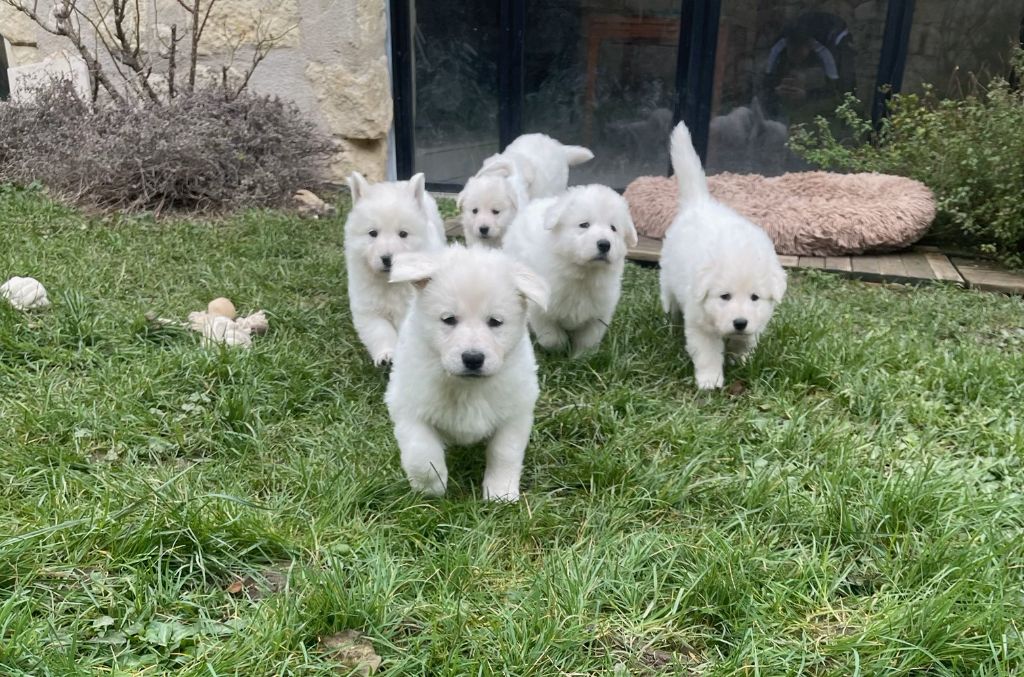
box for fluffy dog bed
[624,172,936,256]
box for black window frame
[389,0,916,190]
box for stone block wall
[1,0,392,181]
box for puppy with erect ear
[659,121,787,389]
[344,172,447,366]
[384,244,549,501]
[503,184,637,357]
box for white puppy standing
[385,245,549,501]
[659,122,787,389]
[344,172,446,366]
[458,133,594,248]
[504,184,637,357]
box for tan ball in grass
[207,297,236,319]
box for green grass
[1,183,1023,675]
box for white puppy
[457,133,594,247]
[344,172,446,366]
[659,121,787,389]
[385,244,549,502]
[504,184,637,357]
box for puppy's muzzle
[478,226,491,238]
[732,318,748,332]
[380,254,392,271]
[460,350,486,375]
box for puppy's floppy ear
[693,263,716,301]
[456,183,468,211]
[542,197,564,231]
[512,263,549,311]
[347,172,370,204]
[622,212,639,247]
[478,157,515,179]
[389,251,438,290]
[407,173,428,209]
[768,265,788,301]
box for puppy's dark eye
[471,208,478,215]
[487,317,503,328]
[399,231,408,239]
[442,315,458,326]
[751,294,759,301]
[492,209,500,215]
[720,293,732,301]
[369,230,378,238]
[579,222,590,229]
[610,225,617,233]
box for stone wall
[1,0,392,181]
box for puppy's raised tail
[670,121,709,209]
[562,144,594,166]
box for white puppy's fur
[659,122,787,389]
[458,133,593,248]
[344,172,446,366]
[385,245,549,501]
[504,184,637,356]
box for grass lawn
[2,184,1023,675]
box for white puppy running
[344,172,446,366]
[504,184,637,357]
[385,244,549,501]
[457,133,594,247]
[659,121,787,389]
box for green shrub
[789,49,1024,267]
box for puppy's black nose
[380,255,392,269]
[733,318,748,331]
[461,350,485,371]
[479,226,490,236]
[597,239,611,254]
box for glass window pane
[902,2,1023,96]
[411,2,500,184]
[707,1,888,176]
[523,0,682,190]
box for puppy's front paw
[482,482,520,503]
[372,349,394,367]
[695,370,725,390]
[408,473,446,497]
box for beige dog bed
[624,172,936,256]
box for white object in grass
[1,276,51,310]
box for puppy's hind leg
[569,318,609,357]
[660,277,682,322]
[353,311,399,366]
[395,419,448,496]
[482,414,532,502]
[685,324,726,390]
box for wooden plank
[800,256,826,269]
[627,235,662,263]
[924,252,965,284]
[850,256,883,277]
[899,252,938,281]
[876,254,909,279]
[444,219,461,238]
[777,255,799,268]
[824,257,852,273]
[951,257,1024,295]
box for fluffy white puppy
[344,172,446,366]
[457,133,594,247]
[456,169,528,248]
[659,121,787,389]
[504,184,637,357]
[385,245,549,501]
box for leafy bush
[0,81,332,213]
[789,49,1024,266]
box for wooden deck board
[799,256,826,269]
[951,258,1024,295]
[850,256,883,277]
[876,254,909,279]
[824,257,852,272]
[923,252,965,284]
[778,255,799,268]
[900,253,938,281]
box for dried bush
[0,81,332,213]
